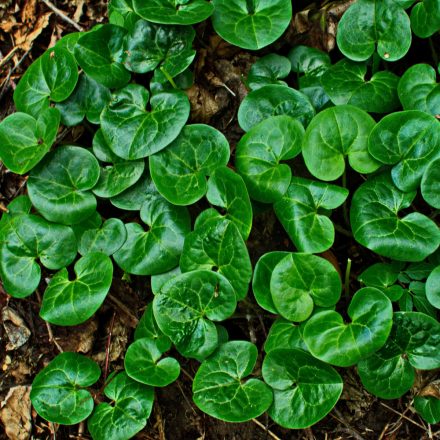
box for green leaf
[262,348,343,429]
[235,115,304,203]
[204,166,252,240]
[92,129,122,163]
[246,54,290,90]
[125,338,180,387]
[114,196,190,275]
[0,196,32,244]
[274,177,348,253]
[193,341,273,421]
[288,45,331,74]
[298,71,331,112]
[264,318,307,353]
[0,214,77,298]
[303,287,393,367]
[238,85,315,132]
[133,0,213,24]
[270,253,342,322]
[414,396,440,424]
[78,218,127,256]
[40,253,113,326]
[180,217,252,300]
[149,124,230,205]
[14,46,78,118]
[27,146,100,225]
[70,211,102,242]
[55,32,82,55]
[405,262,435,280]
[398,64,440,116]
[0,108,60,174]
[421,157,440,209]
[151,266,182,295]
[92,160,145,198]
[302,105,378,181]
[426,266,440,309]
[321,59,400,113]
[56,73,111,126]
[211,0,292,50]
[253,252,289,313]
[336,0,411,62]
[350,173,440,262]
[30,352,100,425]
[74,24,130,88]
[153,270,237,359]
[123,19,195,76]
[358,263,404,301]
[101,84,190,160]
[368,111,440,192]
[411,0,440,38]
[88,372,154,440]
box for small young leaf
[193,341,273,421]
[358,263,403,301]
[264,318,307,353]
[414,396,440,424]
[411,0,440,38]
[421,158,440,209]
[426,266,440,309]
[31,352,100,425]
[262,348,343,429]
[247,54,291,90]
[288,45,331,74]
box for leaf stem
[344,258,352,299]
[160,67,178,89]
[429,37,439,66]
[342,168,350,226]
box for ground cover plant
[0,0,439,438]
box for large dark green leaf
[264,318,307,353]
[350,173,440,262]
[421,158,440,209]
[193,341,273,421]
[289,45,331,74]
[414,396,440,424]
[27,146,100,225]
[246,54,290,90]
[426,266,440,309]
[101,84,190,160]
[411,0,440,38]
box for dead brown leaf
[419,380,440,399]
[2,306,31,351]
[186,84,221,123]
[14,11,52,51]
[57,319,98,353]
[0,386,32,440]
[21,0,37,23]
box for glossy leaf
[411,0,440,38]
[212,0,292,50]
[414,396,440,424]
[27,146,100,225]
[180,217,252,300]
[0,108,60,174]
[262,348,343,429]
[150,124,230,205]
[303,288,393,367]
[153,270,237,359]
[270,253,342,322]
[289,45,331,74]
[298,71,331,112]
[30,352,100,425]
[238,85,315,131]
[421,158,440,209]
[426,266,440,309]
[247,54,290,90]
[264,318,307,353]
[193,341,273,421]
[101,84,190,160]
[70,211,102,242]
[274,177,348,253]
[150,266,182,295]
[350,173,440,262]
[235,116,304,203]
[321,59,400,113]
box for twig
[331,408,365,440]
[379,402,427,431]
[176,380,197,415]
[251,418,282,440]
[334,223,353,238]
[154,402,166,440]
[107,293,139,326]
[0,47,19,70]
[103,311,116,381]
[40,0,84,31]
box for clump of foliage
[0,0,439,438]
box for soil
[0,1,439,439]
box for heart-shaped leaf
[238,85,315,131]
[357,311,440,398]
[303,287,393,367]
[30,352,100,425]
[368,111,440,192]
[421,158,440,209]
[321,60,400,113]
[298,71,331,112]
[125,338,180,387]
[123,19,195,76]
[153,270,237,359]
[133,0,214,25]
[56,73,111,126]
[264,318,307,353]
[40,253,113,326]
[78,218,127,256]
[274,177,348,253]
[74,24,131,89]
[426,266,440,309]
[149,124,230,205]
[398,64,440,116]
[108,0,136,24]
[88,372,154,440]
[70,211,102,242]
[246,54,290,90]
[212,0,292,50]
[350,173,440,262]
[193,341,273,421]
[411,0,440,38]
[302,105,379,181]
[0,196,32,243]
[180,217,252,300]
[0,108,60,174]
[414,396,440,424]
[235,115,304,203]
[14,46,78,118]
[0,214,77,298]
[101,84,190,160]
[27,146,100,225]
[262,348,343,429]
[114,196,190,275]
[270,253,342,322]
[289,45,331,74]
[336,0,411,62]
